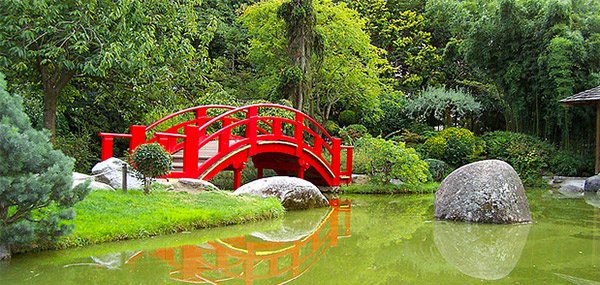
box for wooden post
[129,125,146,154]
[596,102,600,174]
[100,136,114,160]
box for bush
[338,110,358,126]
[131,143,173,194]
[353,137,430,185]
[0,73,89,257]
[54,132,96,173]
[482,131,554,184]
[339,124,368,145]
[424,159,450,181]
[550,150,594,177]
[422,128,485,166]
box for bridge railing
[99,104,352,183]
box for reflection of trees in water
[434,222,531,280]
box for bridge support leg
[297,159,310,180]
[232,162,246,190]
[257,168,264,179]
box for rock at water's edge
[175,178,219,193]
[435,159,531,224]
[233,176,329,210]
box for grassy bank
[341,182,439,194]
[46,190,284,250]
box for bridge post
[246,106,258,155]
[233,161,246,190]
[257,168,264,179]
[294,113,304,156]
[183,125,200,177]
[129,125,147,154]
[332,138,341,184]
[219,119,231,152]
[100,136,114,160]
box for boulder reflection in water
[434,221,531,280]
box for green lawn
[53,190,284,250]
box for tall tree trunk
[38,64,73,142]
[43,88,59,142]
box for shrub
[339,124,368,145]
[406,86,481,127]
[54,131,96,173]
[482,131,554,184]
[550,150,594,177]
[131,143,173,194]
[338,110,358,126]
[424,159,450,181]
[0,73,89,258]
[422,127,485,166]
[353,137,430,185]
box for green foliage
[55,190,284,250]
[54,132,96,173]
[338,110,358,126]
[482,131,555,185]
[422,127,485,166]
[131,143,173,194]
[0,73,89,249]
[406,86,481,128]
[550,150,594,177]
[424,158,450,182]
[353,137,429,185]
[241,0,387,124]
[339,124,368,145]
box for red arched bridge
[99,104,353,189]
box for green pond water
[1,189,600,284]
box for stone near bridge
[584,174,600,192]
[72,172,114,191]
[91,158,144,190]
[435,160,532,224]
[233,176,329,210]
[175,178,219,193]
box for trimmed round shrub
[339,124,368,145]
[338,110,358,126]
[353,137,430,185]
[131,143,172,194]
[482,131,554,185]
[422,128,485,166]
[424,158,450,181]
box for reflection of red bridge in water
[131,200,351,284]
[99,104,353,189]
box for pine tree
[0,73,89,260]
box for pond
[1,189,599,284]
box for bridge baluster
[294,113,304,155]
[331,138,341,183]
[183,126,200,177]
[100,136,114,160]
[246,106,258,155]
[129,125,147,154]
[272,118,282,136]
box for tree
[240,0,387,125]
[0,73,89,260]
[0,0,206,141]
[277,0,323,111]
[406,86,481,129]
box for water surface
[1,190,599,284]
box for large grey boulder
[434,221,531,280]
[435,160,532,224]
[557,179,585,198]
[584,175,600,192]
[232,176,329,210]
[91,158,144,190]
